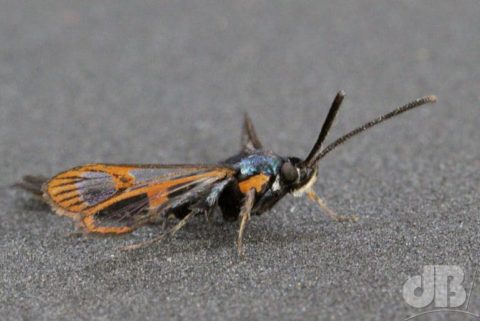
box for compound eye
[280,162,298,182]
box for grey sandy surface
[1,1,479,320]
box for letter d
[403,265,435,308]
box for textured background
[1,1,479,320]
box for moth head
[279,157,317,196]
[286,91,436,196]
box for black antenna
[303,91,345,167]
[310,95,437,165]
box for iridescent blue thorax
[223,151,284,180]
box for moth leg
[122,179,231,251]
[160,212,177,230]
[241,113,263,151]
[306,190,358,222]
[121,211,196,251]
[203,209,213,226]
[237,188,256,257]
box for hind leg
[121,210,197,251]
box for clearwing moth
[16,92,437,256]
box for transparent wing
[43,164,235,234]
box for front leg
[237,188,256,257]
[306,190,358,222]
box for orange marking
[83,169,233,214]
[239,174,270,194]
[146,171,225,207]
[115,174,134,190]
[82,216,133,234]
[46,177,87,212]
[43,164,235,229]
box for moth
[17,91,436,256]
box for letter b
[434,265,466,308]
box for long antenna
[303,91,345,167]
[310,95,437,164]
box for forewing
[43,164,235,234]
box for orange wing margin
[43,164,235,234]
